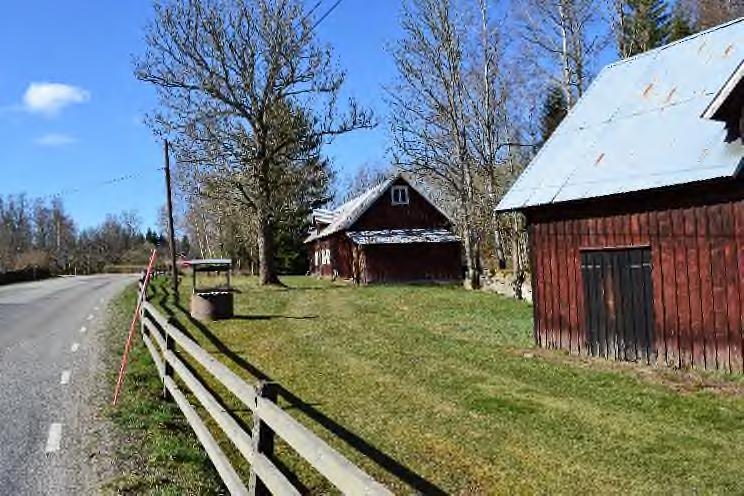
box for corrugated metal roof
[305,173,454,243]
[346,228,460,245]
[310,208,335,224]
[305,177,396,243]
[497,18,744,211]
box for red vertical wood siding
[528,187,744,372]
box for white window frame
[391,185,409,206]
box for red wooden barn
[497,20,744,372]
[305,174,462,283]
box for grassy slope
[149,275,744,495]
[101,285,223,495]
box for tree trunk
[463,224,481,290]
[511,213,525,299]
[257,212,281,286]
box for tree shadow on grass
[167,299,447,495]
[231,314,319,321]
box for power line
[30,166,165,201]
[311,0,344,30]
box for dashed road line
[79,326,87,333]
[70,343,79,353]
[60,370,71,385]
[45,423,62,454]
[94,306,99,311]
[86,314,94,321]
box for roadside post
[112,248,158,405]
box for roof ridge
[605,17,744,69]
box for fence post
[162,317,176,401]
[249,381,278,496]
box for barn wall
[361,243,462,283]
[352,178,451,231]
[308,234,354,279]
[528,181,744,372]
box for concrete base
[190,291,234,321]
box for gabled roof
[498,18,744,212]
[305,173,453,243]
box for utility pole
[164,140,179,302]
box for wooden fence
[136,279,392,495]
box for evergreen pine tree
[668,1,693,42]
[540,85,568,144]
[618,0,670,57]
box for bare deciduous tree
[390,0,484,289]
[519,0,606,107]
[136,0,373,285]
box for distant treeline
[0,194,189,280]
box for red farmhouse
[498,21,744,372]
[305,174,462,284]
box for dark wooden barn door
[580,248,655,363]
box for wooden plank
[648,211,664,365]
[630,249,648,362]
[684,208,704,368]
[142,302,259,412]
[622,249,636,361]
[579,220,590,354]
[164,376,249,496]
[528,224,540,347]
[709,205,730,372]
[606,250,619,360]
[164,351,300,496]
[696,207,717,370]
[658,210,677,366]
[548,222,559,348]
[567,219,579,354]
[255,397,393,496]
[630,213,641,246]
[250,382,279,496]
[612,250,624,360]
[144,319,167,355]
[141,331,166,379]
[580,252,593,356]
[639,247,654,363]
[672,209,692,367]
[723,203,742,373]
[557,221,569,351]
[595,252,608,358]
[736,200,744,373]
[534,223,546,347]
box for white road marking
[60,370,71,385]
[94,306,99,311]
[99,298,104,303]
[86,314,94,321]
[70,343,79,352]
[79,326,87,333]
[45,423,62,453]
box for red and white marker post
[112,248,157,406]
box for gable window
[391,185,409,206]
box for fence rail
[136,278,391,495]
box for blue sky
[0,1,401,230]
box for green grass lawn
[103,286,223,495]
[146,275,744,495]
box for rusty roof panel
[498,18,744,211]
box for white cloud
[35,133,77,147]
[23,82,90,116]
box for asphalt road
[0,275,135,495]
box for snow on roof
[346,228,460,245]
[305,173,453,243]
[498,18,744,211]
